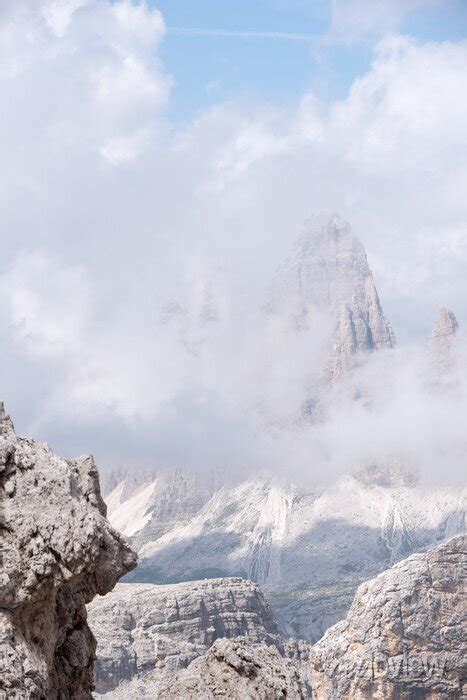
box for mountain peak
[429,308,459,374]
[267,213,395,383]
[431,307,458,338]
[0,400,14,433]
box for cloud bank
[0,1,466,485]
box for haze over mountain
[1,0,466,474]
[1,3,466,699]
[101,217,465,644]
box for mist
[0,1,466,486]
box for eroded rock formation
[89,535,464,698]
[429,307,459,374]
[0,403,137,699]
[311,534,466,699]
[155,637,312,699]
[266,212,395,383]
[88,577,284,695]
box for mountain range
[100,213,465,643]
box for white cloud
[329,0,443,42]
[0,0,171,171]
[0,1,465,483]
[41,0,89,37]
[0,252,91,357]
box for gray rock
[265,212,395,384]
[88,577,285,695]
[90,536,465,699]
[0,405,137,699]
[311,533,466,698]
[115,473,464,642]
[155,637,312,699]
[429,307,459,375]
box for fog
[0,1,466,486]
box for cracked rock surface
[311,533,466,699]
[88,576,294,694]
[97,636,313,699]
[156,637,312,699]
[0,403,137,699]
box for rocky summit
[154,637,312,699]
[429,307,459,374]
[266,212,395,382]
[0,404,137,699]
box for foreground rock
[0,403,137,699]
[311,534,466,699]
[155,637,311,699]
[88,577,289,695]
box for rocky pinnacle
[0,404,137,699]
[429,307,459,374]
[266,213,395,383]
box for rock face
[429,307,459,374]
[88,577,283,695]
[91,536,465,699]
[311,534,466,699]
[111,471,465,642]
[0,404,137,699]
[102,467,215,544]
[266,212,395,382]
[96,637,312,699]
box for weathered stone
[311,534,466,699]
[88,577,284,695]
[156,637,312,699]
[266,212,395,383]
[429,307,459,375]
[0,405,137,699]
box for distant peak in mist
[431,308,459,339]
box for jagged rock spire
[429,307,459,373]
[266,212,395,383]
[0,400,14,433]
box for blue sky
[153,0,467,123]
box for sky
[155,0,467,123]
[0,0,466,482]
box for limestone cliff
[88,577,285,695]
[266,212,395,383]
[311,534,466,699]
[90,536,465,699]
[0,403,137,699]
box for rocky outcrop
[88,577,283,695]
[95,637,312,698]
[90,536,465,699]
[266,212,395,383]
[154,637,312,699]
[0,403,137,699]
[429,307,459,374]
[311,534,466,699]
